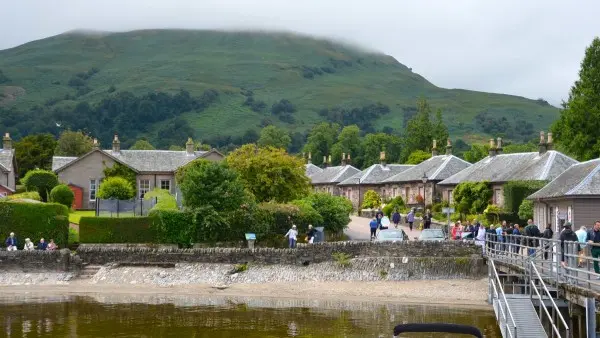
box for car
[375,229,408,243]
[418,229,446,241]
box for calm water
[0,294,500,337]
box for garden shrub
[49,184,75,208]
[150,209,195,247]
[503,180,547,214]
[79,216,156,243]
[453,181,492,214]
[21,169,58,201]
[361,190,382,209]
[97,176,135,200]
[4,191,41,201]
[382,196,405,217]
[0,201,69,246]
[68,227,79,244]
[518,199,534,220]
[146,188,178,210]
[297,193,352,234]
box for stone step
[76,265,103,279]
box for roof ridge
[429,156,453,180]
[565,162,600,195]
[538,151,556,180]
[360,164,378,181]
[331,166,351,182]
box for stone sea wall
[0,249,78,272]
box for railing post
[488,260,493,304]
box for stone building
[382,139,471,207]
[51,134,224,209]
[338,151,413,209]
[304,153,323,178]
[528,158,600,233]
[0,133,17,196]
[310,154,360,196]
[437,133,577,208]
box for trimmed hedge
[22,169,59,202]
[150,209,195,246]
[0,201,69,246]
[79,217,156,243]
[503,180,547,214]
[49,184,75,208]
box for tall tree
[463,144,490,163]
[130,139,155,150]
[331,125,362,166]
[302,123,340,165]
[55,130,94,156]
[361,133,402,167]
[401,98,448,161]
[257,125,291,150]
[227,144,310,203]
[432,109,449,149]
[14,133,57,178]
[551,37,600,160]
[405,150,432,165]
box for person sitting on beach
[23,238,35,251]
[284,225,298,248]
[37,238,48,250]
[5,232,17,251]
[47,239,58,251]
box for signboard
[442,207,455,214]
[245,233,256,241]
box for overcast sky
[2,0,598,105]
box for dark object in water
[393,323,482,337]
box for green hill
[0,29,558,149]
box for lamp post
[421,173,428,209]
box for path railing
[489,259,517,338]
[529,261,570,338]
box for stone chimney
[539,131,547,155]
[92,138,99,150]
[547,132,553,151]
[431,139,439,156]
[112,134,120,154]
[328,155,332,166]
[323,156,328,168]
[496,137,503,155]
[186,137,194,155]
[445,139,452,155]
[488,138,496,157]
[307,152,312,164]
[346,153,351,164]
[380,151,386,166]
[2,133,12,151]
[341,153,347,166]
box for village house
[437,133,578,208]
[51,134,224,209]
[0,133,17,196]
[310,154,360,196]
[337,151,413,209]
[304,153,323,178]
[382,139,471,207]
[528,158,600,233]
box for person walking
[305,225,316,244]
[586,221,600,278]
[406,208,415,231]
[284,225,298,248]
[475,224,487,255]
[560,223,579,282]
[512,224,521,254]
[23,238,35,251]
[392,209,401,229]
[369,217,378,240]
[423,209,432,230]
[524,219,541,257]
[575,226,588,267]
[496,223,505,253]
[5,232,17,251]
[542,223,554,260]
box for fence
[95,198,157,217]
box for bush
[145,188,178,210]
[518,199,534,220]
[150,209,195,247]
[69,227,79,244]
[453,181,492,215]
[4,191,41,201]
[382,196,405,217]
[49,184,75,208]
[0,202,69,246]
[79,217,156,243]
[97,177,135,200]
[483,204,503,224]
[361,190,382,209]
[503,180,547,214]
[300,193,352,233]
[22,169,58,202]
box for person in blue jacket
[5,232,17,251]
[369,217,378,240]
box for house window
[160,179,171,192]
[90,179,97,201]
[139,179,150,199]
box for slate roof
[338,164,414,186]
[438,150,578,186]
[528,159,600,199]
[310,165,361,185]
[0,149,15,172]
[52,149,222,173]
[383,155,471,184]
[305,163,323,177]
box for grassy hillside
[0,29,558,148]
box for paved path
[344,215,423,241]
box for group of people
[284,224,317,248]
[367,208,433,240]
[4,232,58,251]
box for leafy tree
[227,144,310,203]
[298,193,353,233]
[331,125,361,166]
[503,142,537,154]
[518,199,534,220]
[463,144,490,163]
[168,145,185,151]
[361,190,382,209]
[55,130,94,156]
[432,109,449,150]
[257,125,291,149]
[22,169,59,202]
[402,98,433,161]
[303,123,340,166]
[14,133,57,178]
[551,38,600,160]
[178,159,247,212]
[361,133,402,167]
[452,182,492,215]
[49,184,75,209]
[103,162,137,190]
[406,150,432,164]
[97,176,135,200]
[130,139,155,150]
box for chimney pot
[112,133,121,154]
[186,137,194,155]
[496,137,503,155]
[347,153,351,164]
[341,152,346,166]
[539,131,547,155]
[547,132,553,150]
[2,132,12,151]
[432,139,439,156]
[488,138,496,157]
[308,152,312,164]
[328,155,332,165]
[445,139,452,155]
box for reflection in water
[0,294,500,337]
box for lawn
[68,210,95,224]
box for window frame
[89,179,97,201]
[138,179,150,199]
[160,179,171,192]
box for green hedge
[150,209,195,246]
[0,201,69,246]
[503,180,547,214]
[79,217,156,243]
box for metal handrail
[529,261,570,337]
[489,259,517,338]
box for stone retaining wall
[0,249,78,272]
[76,241,480,266]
